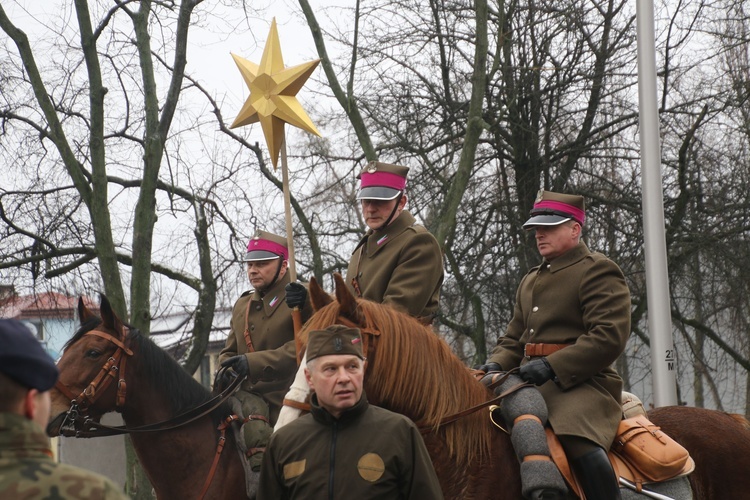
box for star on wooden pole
[229,18,321,285]
[230,18,320,169]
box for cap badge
[333,337,343,352]
[535,189,544,203]
[366,161,378,173]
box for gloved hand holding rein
[219,355,250,388]
[474,361,503,374]
[519,358,555,385]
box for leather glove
[473,362,503,388]
[220,355,250,384]
[473,361,502,374]
[519,358,555,385]
[285,282,307,309]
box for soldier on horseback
[218,230,313,471]
[479,190,631,500]
[345,161,444,323]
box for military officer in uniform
[258,324,443,499]
[0,319,128,500]
[481,190,631,500]
[345,161,444,322]
[219,230,313,471]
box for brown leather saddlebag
[612,415,690,482]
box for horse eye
[85,349,102,358]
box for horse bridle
[52,327,243,439]
[54,329,134,436]
[52,326,248,500]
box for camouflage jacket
[0,412,128,499]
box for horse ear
[78,297,96,325]
[333,273,362,322]
[309,276,333,311]
[98,294,125,336]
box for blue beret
[0,319,59,391]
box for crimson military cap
[523,190,586,229]
[356,161,409,201]
[243,230,289,262]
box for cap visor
[357,186,401,201]
[243,250,281,262]
[523,215,571,229]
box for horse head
[47,294,133,436]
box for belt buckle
[523,345,530,359]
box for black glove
[474,362,503,388]
[285,282,307,309]
[220,355,250,384]
[519,358,555,385]
[473,361,502,374]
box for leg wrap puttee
[496,374,567,499]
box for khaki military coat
[489,242,631,449]
[345,210,443,320]
[219,274,312,423]
[258,393,443,499]
[0,413,128,499]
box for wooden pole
[279,132,304,363]
[279,133,297,282]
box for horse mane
[301,297,494,466]
[67,318,229,423]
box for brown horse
[277,273,750,499]
[47,296,248,499]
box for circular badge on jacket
[357,453,385,482]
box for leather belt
[524,342,571,358]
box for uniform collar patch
[268,295,279,308]
[376,234,388,245]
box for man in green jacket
[258,324,443,499]
[482,190,631,500]
[219,230,313,470]
[345,161,443,322]
[0,319,128,500]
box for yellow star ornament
[230,18,321,169]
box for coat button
[255,304,262,311]
[532,306,539,312]
[529,329,534,334]
[250,324,255,331]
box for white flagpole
[635,0,678,406]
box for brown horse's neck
[422,431,522,499]
[121,347,245,499]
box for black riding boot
[570,448,622,500]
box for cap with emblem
[356,161,409,201]
[306,324,364,362]
[243,230,289,262]
[0,318,59,391]
[523,190,586,229]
